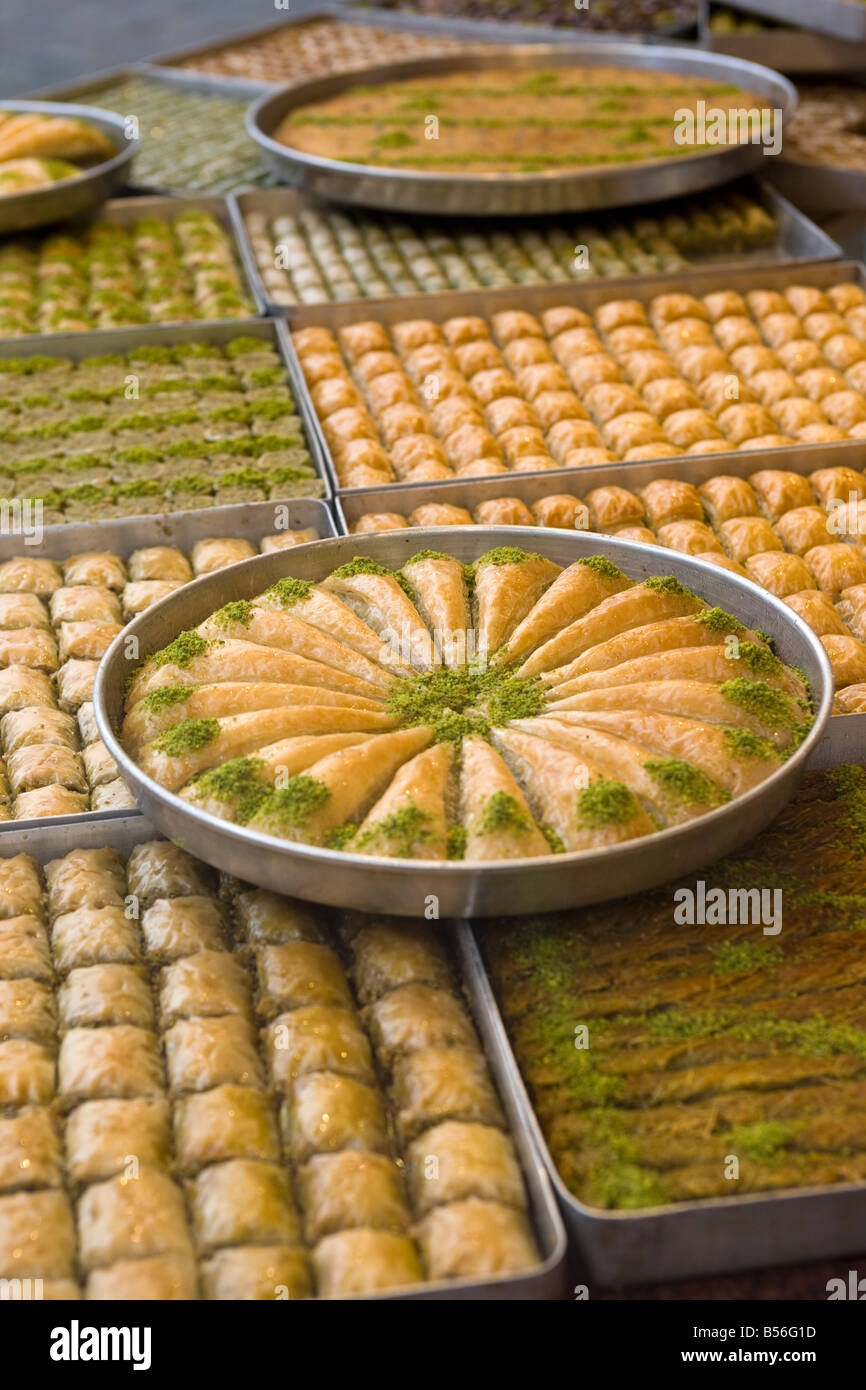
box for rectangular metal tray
[0,315,332,502]
[333,454,866,765]
[698,2,866,71]
[456,917,866,1287]
[720,0,866,40]
[141,1,647,80]
[0,193,267,335]
[767,160,866,221]
[0,497,337,838]
[284,258,866,498]
[0,810,567,1301]
[229,178,841,318]
[0,495,337,564]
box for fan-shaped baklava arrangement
[121,545,815,864]
[0,841,540,1297]
[348,462,866,710]
[294,285,866,488]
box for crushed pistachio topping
[694,606,745,635]
[478,790,533,835]
[265,577,313,608]
[387,664,544,746]
[641,575,696,598]
[355,803,436,858]
[324,823,359,850]
[734,641,782,677]
[473,546,542,569]
[577,556,625,579]
[446,825,467,860]
[720,678,794,730]
[575,778,641,828]
[139,684,193,715]
[258,774,331,828]
[189,757,270,824]
[211,599,255,629]
[153,717,219,757]
[722,727,779,761]
[331,557,391,579]
[540,824,566,853]
[148,630,211,670]
[644,758,729,806]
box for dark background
[1,0,327,94]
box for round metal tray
[0,101,138,234]
[246,44,796,217]
[95,527,833,918]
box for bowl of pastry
[94,527,833,917]
[0,101,137,232]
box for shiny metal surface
[767,160,866,221]
[698,1,866,73]
[0,810,567,1301]
[95,526,833,919]
[722,0,866,41]
[285,258,866,497]
[142,0,647,79]
[0,316,332,502]
[0,497,337,564]
[229,178,841,317]
[246,44,795,217]
[457,920,866,1285]
[0,100,137,234]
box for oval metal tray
[95,527,833,918]
[0,100,137,233]
[246,44,795,217]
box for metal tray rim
[0,315,332,502]
[246,43,796,216]
[0,193,267,335]
[0,99,138,234]
[283,257,865,498]
[93,526,833,918]
[724,0,866,42]
[456,919,866,1285]
[139,0,654,75]
[228,177,842,321]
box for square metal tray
[0,497,337,838]
[718,0,866,41]
[229,178,841,318]
[283,257,866,499]
[0,811,568,1301]
[0,193,267,337]
[0,315,332,502]
[140,1,646,81]
[698,1,866,71]
[767,160,866,221]
[456,909,866,1287]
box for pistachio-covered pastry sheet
[479,764,866,1211]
